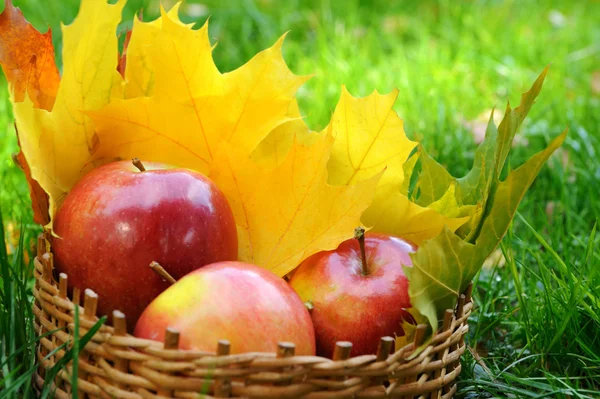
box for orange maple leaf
[0,0,59,109]
[117,28,132,78]
[0,0,60,226]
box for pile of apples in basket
[0,0,565,358]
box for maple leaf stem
[132,157,146,172]
[354,226,369,275]
[149,261,177,285]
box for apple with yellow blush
[134,261,316,355]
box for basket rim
[32,232,474,398]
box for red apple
[289,228,417,357]
[134,261,316,355]
[53,159,238,329]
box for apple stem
[354,226,369,275]
[150,261,177,285]
[132,158,146,172]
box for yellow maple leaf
[123,3,191,98]
[89,7,309,175]
[251,99,318,168]
[12,0,125,230]
[326,88,469,245]
[328,87,417,187]
[361,187,468,245]
[209,131,382,277]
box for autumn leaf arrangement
[1,0,566,348]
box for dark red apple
[52,159,238,329]
[134,261,316,355]
[289,228,417,357]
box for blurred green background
[1,0,599,396]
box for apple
[134,261,316,355]
[289,227,417,357]
[53,159,238,330]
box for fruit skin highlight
[289,231,417,357]
[134,261,316,355]
[52,160,238,329]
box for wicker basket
[32,233,474,399]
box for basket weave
[32,234,474,399]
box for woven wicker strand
[31,234,473,399]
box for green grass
[0,208,107,398]
[1,0,599,397]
